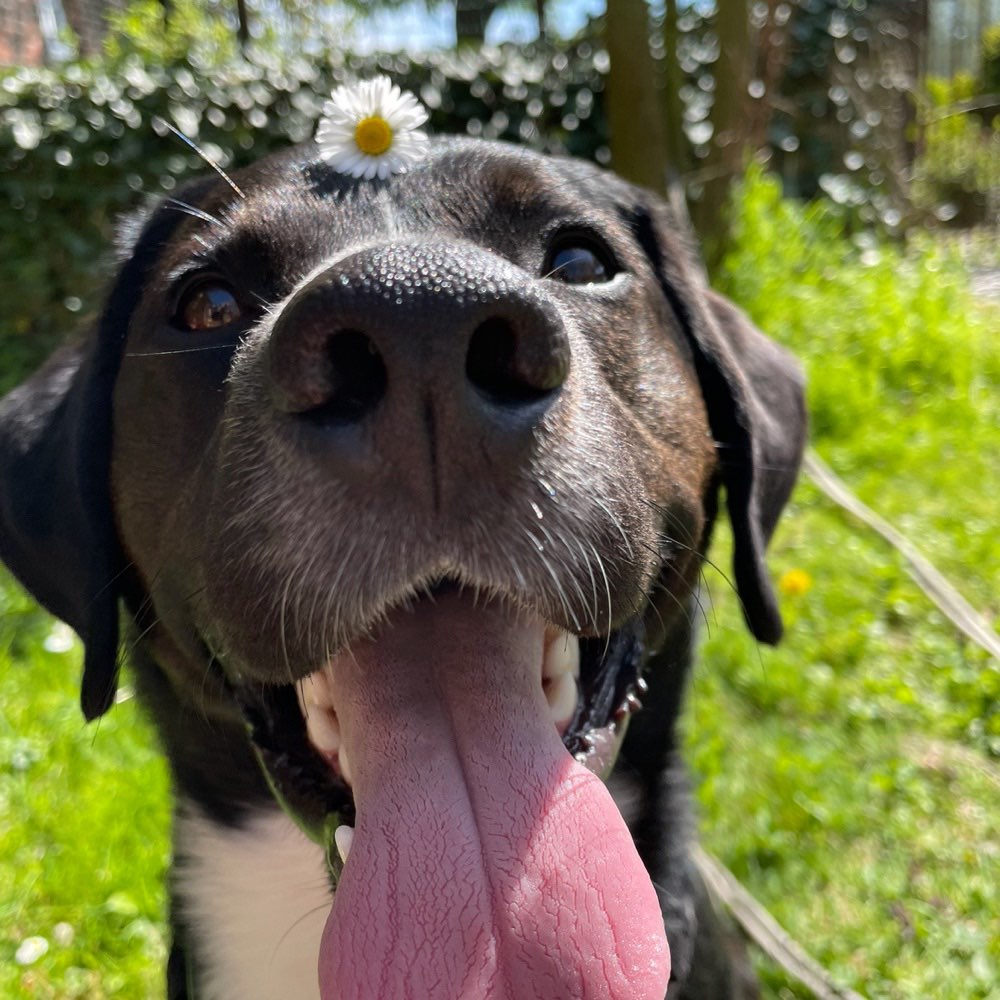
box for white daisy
[315,76,429,180]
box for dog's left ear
[629,198,807,644]
[697,288,807,642]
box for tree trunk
[61,0,103,57]
[456,0,500,44]
[536,0,546,41]
[690,0,751,262]
[236,0,250,53]
[661,0,688,178]
[605,0,668,193]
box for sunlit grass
[0,587,170,997]
[690,169,1000,998]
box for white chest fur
[175,805,331,1000]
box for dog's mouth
[296,610,648,797]
[235,585,670,998]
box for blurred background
[0,2,997,998]
[2,0,1000,368]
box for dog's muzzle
[223,242,672,998]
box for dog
[0,136,805,999]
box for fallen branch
[692,845,867,1000]
[804,449,1000,662]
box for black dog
[0,137,805,999]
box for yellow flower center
[354,116,393,156]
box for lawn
[1,170,998,998]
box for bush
[716,164,997,445]
[981,24,1000,97]
[911,74,1000,227]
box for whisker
[272,900,334,966]
[531,517,589,631]
[540,256,580,281]
[586,538,614,661]
[522,526,580,631]
[165,197,224,227]
[591,495,634,561]
[278,567,298,688]
[569,533,601,631]
[155,116,246,199]
[125,345,236,358]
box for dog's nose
[267,242,570,433]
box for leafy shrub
[717,164,998,446]
[911,74,1000,227]
[981,24,1000,97]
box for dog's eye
[545,241,613,285]
[176,280,242,331]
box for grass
[1,168,998,997]
[693,169,1000,997]
[0,591,169,997]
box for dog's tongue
[318,595,669,1000]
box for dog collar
[315,75,429,180]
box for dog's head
[0,138,805,997]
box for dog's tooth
[545,670,578,727]
[299,671,335,709]
[338,745,354,786]
[334,825,354,864]
[542,631,579,680]
[305,706,342,754]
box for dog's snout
[267,242,569,433]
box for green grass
[692,169,1000,998]
[0,588,170,997]
[1,169,998,997]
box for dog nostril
[466,317,568,405]
[307,330,387,424]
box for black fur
[0,138,805,999]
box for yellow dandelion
[778,568,813,596]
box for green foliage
[103,0,241,66]
[701,167,1000,996]
[0,586,170,998]
[0,47,607,390]
[981,24,1000,97]
[912,75,1000,226]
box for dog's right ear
[0,339,124,720]
[0,199,187,721]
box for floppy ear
[629,201,807,644]
[0,338,124,720]
[0,202,183,720]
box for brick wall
[0,0,44,66]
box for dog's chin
[232,586,669,998]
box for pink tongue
[318,595,670,1000]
